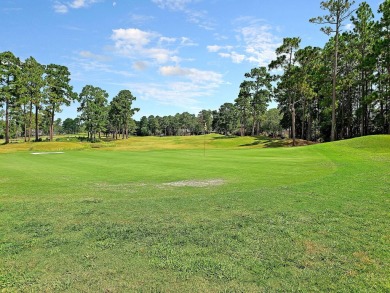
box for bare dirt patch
[162,179,225,188]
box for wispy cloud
[68,55,134,83]
[240,23,280,66]
[53,0,100,13]
[207,45,233,53]
[129,14,155,25]
[208,18,281,66]
[218,52,246,64]
[128,82,200,111]
[132,61,149,71]
[79,50,111,62]
[123,80,218,113]
[152,0,215,30]
[159,65,223,85]
[344,23,354,31]
[152,0,193,11]
[54,2,69,13]
[110,28,195,64]
[1,7,22,14]
[117,65,224,112]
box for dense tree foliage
[78,85,109,141]
[126,0,390,141]
[108,90,139,139]
[0,51,19,144]
[44,64,77,141]
[0,53,138,142]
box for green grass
[0,135,389,292]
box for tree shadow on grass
[240,136,288,148]
[241,137,317,148]
[212,135,238,140]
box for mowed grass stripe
[0,135,389,292]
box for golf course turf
[0,135,389,292]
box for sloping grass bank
[0,135,389,292]
[0,134,302,153]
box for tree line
[0,52,138,143]
[133,108,282,137]
[1,0,389,144]
[137,0,389,143]
[272,0,390,145]
[89,0,390,143]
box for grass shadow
[212,136,238,140]
[240,136,288,148]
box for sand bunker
[162,179,225,187]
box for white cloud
[68,57,134,83]
[344,23,354,31]
[152,0,215,30]
[118,65,224,112]
[112,28,157,47]
[129,14,155,25]
[180,37,197,47]
[79,50,110,62]
[53,2,68,13]
[207,45,233,53]
[111,28,191,64]
[130,82,200,110]
[218,52,245,64]
[69,0,86,8]
[239,23,280,66]
[208,19,281,66]
[125,80,218,112]
[207,45,222,53]
[147,48,173,63]
[159,66,223,84]
[152,0,194,11]
[53,0,100,13]
[159,37,177,44]
[132,61,148,71]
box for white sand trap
[162,179,225,187]
[31,152,64,155]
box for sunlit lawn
[0,135,389,291]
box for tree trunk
[35,104,39,141]
[291,104,296,146]
[50,106,55,141]
[307,112,312,141]
[5,99,10,144]
[301,99,306,140]
[251,113,256,136]
[331,29,339,142]
[28,101,33,141]
[23,104,27,142]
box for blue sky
[0,0,383,120]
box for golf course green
[0,135,389,292]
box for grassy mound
[0,135,389,291]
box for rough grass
[0,135,389,292]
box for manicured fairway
[0,135,389,292]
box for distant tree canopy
[0,53,138,142]
[136,0,389,141]
[1,0,389,143]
